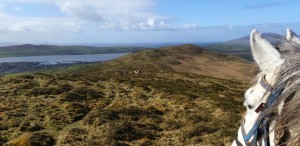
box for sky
[0,0,299,44]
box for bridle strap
[240,75,286,146]
[241,115,262,141]
[256,75,285,113]
[260,75,273,91]
[265,84,285,108]
[255,75,272,113]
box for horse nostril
[248,105,253,109]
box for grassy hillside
[0,45,253,146]
[0,44,144,58]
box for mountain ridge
[0,44,144,58]
[205,33,284,60]
[0,32,284,60]
[226,33,283,45]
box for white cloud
[0,13,82,33]
[57,1,105,22]
[184,23,199,30]
[62,21,82,32]
[55,0,171,31]
[9,23,33,32]
[137,18,174,31]
[0,0,203,33]
[0,0,205,43]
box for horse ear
[286,28,300,45]
[250,29,284,72]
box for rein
[240,75,285,146]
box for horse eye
[248,105,254,109]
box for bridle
[238,75,286,146]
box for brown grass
[0,45,251,145]
[8,132,54,146]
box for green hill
[0,45,252,145]
[0,44,144,58]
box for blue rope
[242,113,263,141]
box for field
[0,45,253,146]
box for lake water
[0,53,128,65]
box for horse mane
[266,39,300,145]
[276,39,300,55]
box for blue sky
[0,0,299,44]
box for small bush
[72,87,104,99]
[19,81,39,89]
[185,123,217,139]
[63,102,90,122]
[9,132,55,146]
[113,122,145,141]
[28,87,65,96]
[167,60,182,65]
[19,121,44,132]
[0,136,7,145]
[18,74,35,80]
[59,92,83,102]
[57,83,73,92]
[57,128,87,145]
[83,107,163,126]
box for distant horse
[232,29,300,146]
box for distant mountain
[0,44,144,58]
[205,33,284,60]
[226,33,283,45]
